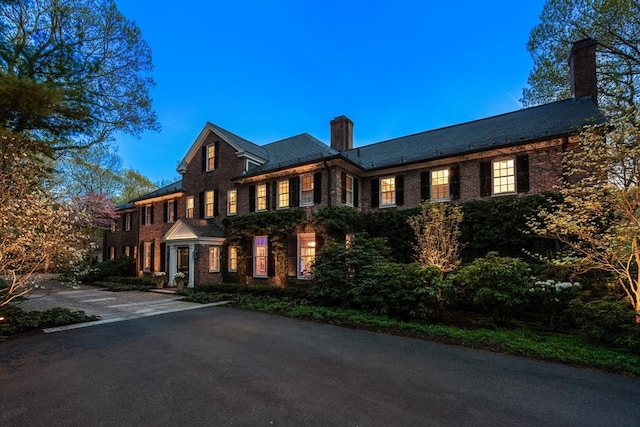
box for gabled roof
[341,97,605,171]
[162,218,226,242]
[177,122,267,173]
[130,180,184,203]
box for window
[256,184,267,211]
[205,190,215,218]
[228,246,237,272]
[109,247,115,260]
[209,247,220,272]
[227,189,237,215]
[186,196,194,218]
[300,175,314,206]
[143,242,152,272]
[493,159,515,194]
[124,246,131,258]
[345,174,354,206]
[110,220,116,233]
[206,144,216,171]
[380,177,396,207]
[144,205,153,225]
[254,236,268,277]
[431,169,449,200]
[298,234,316,279]
[277,180,289,209]
[124,213,132,231]
[167,200,175,223]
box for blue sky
[114,0,546,184]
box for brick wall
[104,209,138,259]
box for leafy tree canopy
[523,0,640,117]
[0,0,158,153]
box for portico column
[168,245,177,285]
[188,243,195,288]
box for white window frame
[143,242,152,272]
[167,200,175,223]
[380,177,396,207]
[253,236,269,278]
[206,144,216,171]
[208,246,220,272]
[228,246,237,272]
[205,190,215,218]
[227,189,237,216]
[300,175,314,206]
[144,205,153,225]
[277,180,289,209]
[345,174,354,206]
[256,184,267,211]
[186,196,194,218]
[493,158,516,195]
[431,169,450,201]
[297,233,316,279]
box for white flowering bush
[529,279,580,329]
[153,272,167,278]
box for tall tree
[116,168,158,204]
[57,145,123,196]
[523,0,640,117]
[0,0,158,153]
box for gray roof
[207,122,268,160]
[181,218,226,238]
[129,180,184,203]
[247,133,338,174]
[342,97,605,170]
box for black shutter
[315,233,325,252]
[199,192,205,218]
[245,238,253,276]
[480,161,492,197]
[395,175,404,206]
[516,154,530,193]
[201,146,207,172]
[173,199,178,220]
[214,190,219,217]
[267,239,276,277]
[371,178,380,208]
[141,207,146,226]
[163,201,168,223]
[341,172,347,203]
[265,182,271,211]
[214,141,219,169]
[249,185,256,212]
[354,178,359,208]
[139,243,144,270]
[150,205,154,224]
[450,166,461,200]
[313,172,322,205]
[290,177,300,207]
[420,171,430,201]
[160,243,166,272]
[271,181,277,210]
[287,235,297,277]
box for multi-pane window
[205,190,215,218]
[431,169,449,200]
[124,213,132,231]
[109,247,115,260]
[254,236,268,277]
[345,175,354,206]
[143,242,152,272]
[186,196,194,218]
[493,159,515,194]
[167,200,175,223]
[144,205,153,225]
[227,189,237,215]
[124,246,131,258]
[298,234,316,279]
[380,177,396,207]
[228,246,237,272]
[206,144,216,171]
[256,184,267,211]
[301,175,314,206]
[209,246,220,272]
[111,220,116,233]
[277,180,289,209]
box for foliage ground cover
[0,306,98,342]
[179,284,640,377]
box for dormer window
[206,144,216,171]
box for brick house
[104,38,604,288]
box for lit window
[431,169,449,200]
[301,175,314,206]
[186,196,194,218]
[278,180,289,209]
[345,175,354,206]
[254,236,268,277]
[493,159,515,194]
[167,200,175,223]
[110,219,116,233]
[205,190,215,218]
[380,177,396,207]
[206,144,216,171]
[228,246,237,272]
[209,246,220,272]
[124,246,131,257]
[144,205,153,225]
[143,242,152,272]
[256,184,267,211]
[124,213,131,231]
[227,190,237,215]
[298,234,316,279]
[109,247,115,260]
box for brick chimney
[330,115,353,151]
[569,38,598,105]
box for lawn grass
[180,291,640,377]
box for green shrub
[568,299,640,350]
[80,256,136,284]
[0,306,98,339]
[452,253,532,325]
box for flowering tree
[532,110,640,323]
[0,131,90,307]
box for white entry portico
[162,219,226,288]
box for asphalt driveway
[1,306,638,426]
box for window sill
[209,269,220,273]
[492,192,517,198]
[379,204,396,209]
